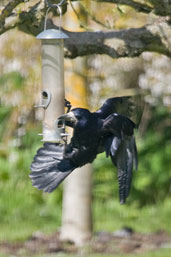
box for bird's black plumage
[30,97,138,204]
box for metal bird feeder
[35,2,69,142]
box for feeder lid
[37,29,68,40]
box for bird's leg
[64,99,72,113]
[60,98,72,157]
[62,136,68,157]
[63,143,78,160]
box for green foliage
[93,197,171,234]
[0,106,11,120]
[0,71,25,91]
[131,105,171,205]
[0,105,12,140]
[0,130,63,241]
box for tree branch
[0,1,46,36]
[148,0,171,16]
[0,0,25,29]
[63,21,171,58]
[0,0,171,60]
[94,0,152,14]
[93,0,171,17]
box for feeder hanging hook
[44,0,65,31]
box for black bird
[30,97,138,204]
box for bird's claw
[65,99,72,113]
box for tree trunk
[60,164,93,245]
[60,3,93,245]
[60,55,93,245]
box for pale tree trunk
[60,3,93,245]
[60,164,93,245]
[60,55,93,244]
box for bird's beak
[58,111,77,124]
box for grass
[0,145,63,241]
[0,182,62,241]
[1,181,171,241]
[93,198,171,234]
[0,144,171,241]
[0,135,170,257]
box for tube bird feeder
[36,5,68,142]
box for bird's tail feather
[30,143,75,193]
[111,136,138,204]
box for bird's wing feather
[95,97,134,119]
[102,114,138,204]
[102,113,136,136]
[30,143,75,193]
[30,142,97,193]
[112,138,135,204]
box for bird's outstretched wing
[102,114,138,204]
[30,143,75,192]
[95,97,134,119]
[30,142,97,193]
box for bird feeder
[35,3,68,142]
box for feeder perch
[36,4,69,143]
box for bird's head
[58,108,92,128]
